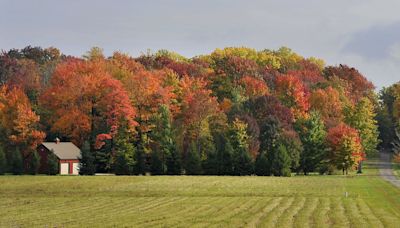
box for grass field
[1,160,400,227]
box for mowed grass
[1,160,400,227]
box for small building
[37,139,81,175]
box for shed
[37,139,81,175]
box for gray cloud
[343,22,400,60]
[1,0,400,88]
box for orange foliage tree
[239,76,269,98]
[275,74,310,119]
[310,86,343,128]
[327,123,364,174]
[40,59,136,146]
[0,86,45,156]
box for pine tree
[11,147,23,175]
[166,148,181,175]
[185,142,202,175]
[28,150,40,175]
[295,111,327,175]
[255,152,269,176]
[150,150,163,175]
[220,137,234,175]
[151,105,176,174]
[134,132,148,175]
[47,151,59,175]
[230,119,253,176]
[271,144,291,177]
[114,128,135,175]
[0,145,7,175]
[79,141,96,175]
[259,117,282,176]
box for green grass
[1,160,400,227]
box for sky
[1,0,400,89]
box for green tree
[134,132,148,175]
[79,141,96,175]
[11,147,23,175]
[259,117,282,176]
[230,118,253,175]
[28,150,40,175]
[114,130,135,175]
[150,150,163,175]
[151,105,176,174]
[47,151,59,175]
[166,148,181,175]
[254,152,269,176]
[345,97,380,156]
[295,111,327,175]
[0,145,6,175]
[185,142,202,175]
[271,144,291,177]
[279,130,302,172]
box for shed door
[72,163,79,175]
[60,163,69,175]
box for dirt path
[379,152,400,188]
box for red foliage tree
[327,123,365,174]
[275,74,310,119]
[40,59,137,146]
[324,64,374,103]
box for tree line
[0,46,387,176]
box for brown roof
[42,142,81,160]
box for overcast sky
[1,0,399,88]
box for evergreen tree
[150,150,163,175]
[94,139,112,173]
[185,142,202,175]
[166,148,181,175]
[47,151,59,175]
[259,117,282,175]
[230,118,253,175]
[219,134,234,175]
[202,150,218,175]
[79,141,96,175]
[11,147,23,175]
[28,150,40,175]
[295,111,327,175]
[279,131,302,172]
[0,145,7,175]
[134,132,148,175]
[254,152,269,176]
[271,144,291,177]
[114,128,135,175]
[151,105,176,174]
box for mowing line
[329,197,349,228]
[311,197,330,228]
[293,197,318,228]
[277,196,306,227]
[259,197,295,227]
[246,197,281,228]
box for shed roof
[41,142,81,160]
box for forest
[0,46,398,176]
